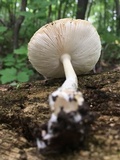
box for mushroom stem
[35,54,94,153]
[60,54,78,91]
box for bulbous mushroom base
[34,102,94,155]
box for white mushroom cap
[28,18,101,78]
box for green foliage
[0,67,17,84]
[0,46,33,84]
[102,42,120,61]
[0,26,7,33]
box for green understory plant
[0,45,34,84]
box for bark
[63,0,69,18]
[115,0,120,36]
[0,19,6,26]
[76,0,88,19]
[104,0,107,29]
[13,0,27,49]
[86,0,93,20]
[47,4,52,22]
[58,0,63,19]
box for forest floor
[0,69,120,160]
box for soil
[0,70,120,160]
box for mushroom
[28,18,101,154]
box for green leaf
[18,11,34,18]
[0,67,17,75]
[15,63,26,69]
[0,37,4,41]
[4,62,15,67]
[3,54,15,66]
[17,71,29,82]
[26,69,34,76]
[0,67,17,84]
[14,46,27,55]
[3,54,14,62]
[101,33,118,44]
[0,26,7,33]
[16,57,27,63]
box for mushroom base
[34,103,94,155]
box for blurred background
[0,0,120,84]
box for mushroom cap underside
[28,18,101,78]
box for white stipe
[74,113,82,122]
[48,113,57,132]
[43,133,53,140]
[36,138,46,149]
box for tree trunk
[76,0,88,19]
[58,0,63,19]
[47,4,52,22]
[115,0,120,36]
[13,0,27,49]
[86,0,93,20]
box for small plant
[0,45,34,84]
[101,33,120,62]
